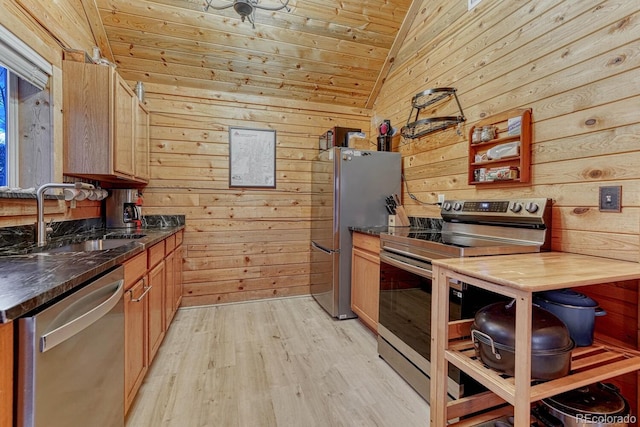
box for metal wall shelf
[401,88,465,140]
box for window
[0,67,6,186]
[0,25,53,190]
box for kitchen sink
[43,238,141,253]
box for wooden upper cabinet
[63,60,149,184]
[114,77,135,177]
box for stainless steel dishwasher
[17,266,125,427]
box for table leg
[430,265,450,426]
[513,294,532,426]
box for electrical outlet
[438,194,445,204]
[599,186,622,212]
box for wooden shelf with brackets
[468,108,532,185]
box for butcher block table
[430,252,640,427]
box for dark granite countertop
[350,218,444,236]
[350,225,408,235]
[0,226,183,323]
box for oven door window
[379,257,463,360]
[379,252,507,361]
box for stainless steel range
[377,197,551,402]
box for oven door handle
[380,252,433,279]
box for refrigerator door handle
[311,241,337,255]
[40,278,124,353]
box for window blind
[0,25,52,90]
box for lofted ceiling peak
[92,0,416,108]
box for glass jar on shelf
[471,127,482,144]
[481,126,496,142]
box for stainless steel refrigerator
[310,147,401,319]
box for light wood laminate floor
[126,296,429,426]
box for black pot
[534,289,606,347]
[533,382,630,426]
[471,300,574,380]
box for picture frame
[228,127,276,188]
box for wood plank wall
[140,85,372,306]
[374,0,640,263]
[371,0,640,416]
[0,0,101,228]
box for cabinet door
[351,247,380,332]
[164,251,175,328]
[63,60,112,176]
[174,245,183,309]
[124,277,149,413]
[0,322,13,427]
[113,75,135,177]
[148,261,165,363]
[135,102,149,181]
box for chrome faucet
[36,182,95,246]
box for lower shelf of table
[447,406,514,427]
[445,339,640,406]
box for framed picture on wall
[228,127,276,188]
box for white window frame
[6,72,19,186]
[0,25,51,90]
[0,24,52,188]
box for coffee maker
[106,189,142,228]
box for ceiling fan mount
[204,0,291,28]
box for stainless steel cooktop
[381,198,552,261]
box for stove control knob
[453,202,463,211]
[525,202,539,213]
[442,202,452,211]
[510,202,523,213]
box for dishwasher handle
[40,278,124,353]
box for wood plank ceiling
[93,0,415,108]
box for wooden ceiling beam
[366,0,422,109]
[82,0,114,62]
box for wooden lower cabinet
[164,250,175,326]
[351,232,381,332]
[123,251,149,414]
[123,231,183,413]
[174,244,183,309]
[124,277,149,413]
[0,321,13,427]
[147,260,165,363]
[164,231,184,327]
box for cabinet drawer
[352,232,380,254]
[175,230,183,247]
[124,251,148,290]
[148,241,165,269]
[165,234,176,254]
